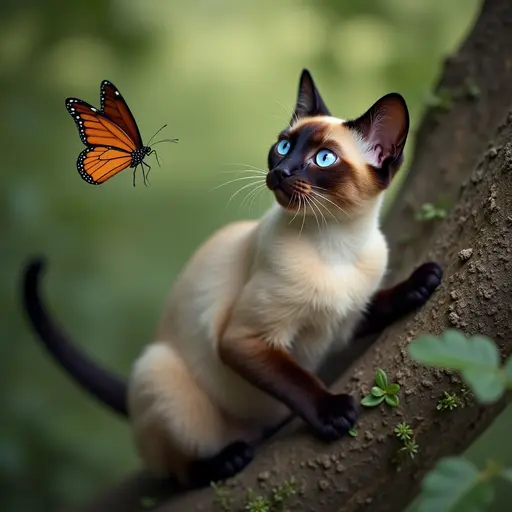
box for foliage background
[3,0,506,510]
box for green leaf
[386,383,400,395]
[371,386,385,397]
[361,394,385,407]
[408,331,505,403]
[348,428,358,437]
[375,369,388,390]
[503,356,512,385]
[385,394,399,407]
[462,367,504,404]
[418,457,494,512]
[408,331,499,369]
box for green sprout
[271,477,297,508]
[437,391,462,411]
[400,440,420,460]
[460,385,474,406]
[348,427,358,437]
[244,478,297,512]
[394,422,414,442]
[245,492,270,512]
[361,369,400,408]
[415,202,447,222]
[211,481,233,512]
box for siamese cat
[23,69,442,486]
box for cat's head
[266,69,409,217]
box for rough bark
[79,1,512,510]
[383,0,512,282]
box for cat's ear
[346,93,409,177]
[290,69,331,123]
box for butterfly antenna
[151,138,179,146]
[147,124,168,145]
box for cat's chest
[252,230,386,332]
[259,238,369,314]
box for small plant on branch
[437,391,462,411]
[415,202,447,222]
[399,440,420,460]
[394,422,414,442]
[348,427,358,437]
[361,369,400,408]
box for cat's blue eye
[315,149,338,168]
[276,139,291,156]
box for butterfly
[65,80,178,186]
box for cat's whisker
[240,183,266,213]
[271,106,293,126]
[304,195,320,234]
[289,193,301,225]
[320,126,334,146]
[310,189,352,219]
[275,100,295,126]
[311,194,329,227]
[309,190,339,222]
[218,169,267,176]
[311,193,339,223]
[310,184,364,210]
[299,195,307,238]
[308,194,327,231]
[310,184,330,194]
[209,175,264,192]
[258,186,271,214]
[248,184,268,216]
[271,113,292,126]
[223,163,268,173]
[227,180,265,207]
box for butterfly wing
[100,80,144,149]
[77,146,133,184]
[66,98,137,153]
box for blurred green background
[4,0,509,510]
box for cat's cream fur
[127,116,390,482]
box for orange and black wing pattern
[77,146,133,185]
[65,80,177,186]
[100,80,144,149]
[65,97,136,185]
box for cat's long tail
[22,258,128,417]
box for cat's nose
[266,167,293,190]
[274,168,292,182]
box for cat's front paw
[311,393,359,442]
[189,441,254,486]
[404,261,443,307]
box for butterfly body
[66,80,176,186]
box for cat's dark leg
[355,262,443,338]
[188,441,254,486]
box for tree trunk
[383,0,512,282]
[79,0,512,510]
